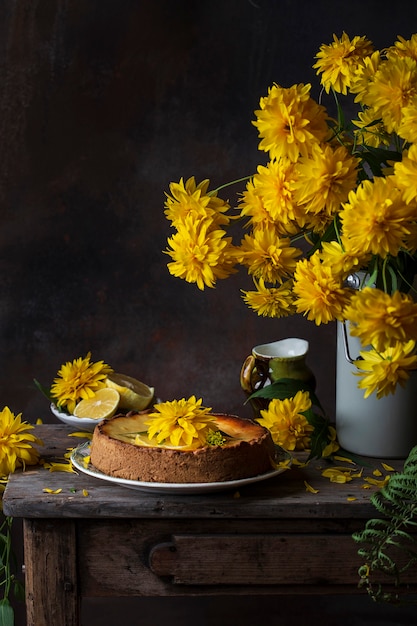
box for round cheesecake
[90,412,276,483]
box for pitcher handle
[240,355,256,394]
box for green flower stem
[210,175,253,195]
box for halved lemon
[105,373,154,411]
[73,388,120,420]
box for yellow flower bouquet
[164,32,417,403]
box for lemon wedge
[73,388,120,420]
[105,373,154,411]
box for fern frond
[352,445,417,604]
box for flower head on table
[0,406,42,623]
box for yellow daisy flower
[165,215,237,290]
[146,396,216,448]
[238,159,300,235]
[0,407,42,476]
[352,108,390,148]
[362,55,417,134]
[344,287,417,352]
[292,143,359,217]
[253,82,328,162]
[340,177,415,258]
[313,32,374,95]
[51,352,113,414]
[393,143,417,204]
[256,391,313,451]
[293,251,351,325]
[320,240,370,279]
[241,278,296,318]
[397,103,417,144]
[350,50,381,100]
[386,33,417,62]
[164,176,231,228]
[237,227,301,284]
[355,340,417,398]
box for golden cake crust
[90,412,275,483]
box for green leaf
[33,378,53,403]
[12,579,25,603]
[0,599,14,626]
[249,378,324,412]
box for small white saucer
[50,403,102,431]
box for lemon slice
[73,388,120,420]
[105,373,154,411]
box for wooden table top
[3,424,404,521]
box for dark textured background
[1,0,417,425]
[2,1,417,623]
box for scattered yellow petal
[68,431,93,439]
[291,458,309,467]
[43,488,62,494]
[351,468,364,478]
[364,475,390,488]
[271,457,292,471]
[47,462,77,474]
[372,468,382,476]
[82,489,89,497]
[304,480,319,494]
[321,468,352,483]
[347,496,357,501]
[381,462,395,472]
[36,418,43,425]
[334,455,356,465]
[361,483,372,489]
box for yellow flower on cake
[355,340,417,398]
[256,391,313,451]
[50,352,113,414]
[0,406,42,476]
[146,396,217,448]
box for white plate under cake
[90,412,276,484]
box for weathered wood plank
[76,519,367,596]
[3,425,403,521]
[24,519,79,626]
[149,534,360,585]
